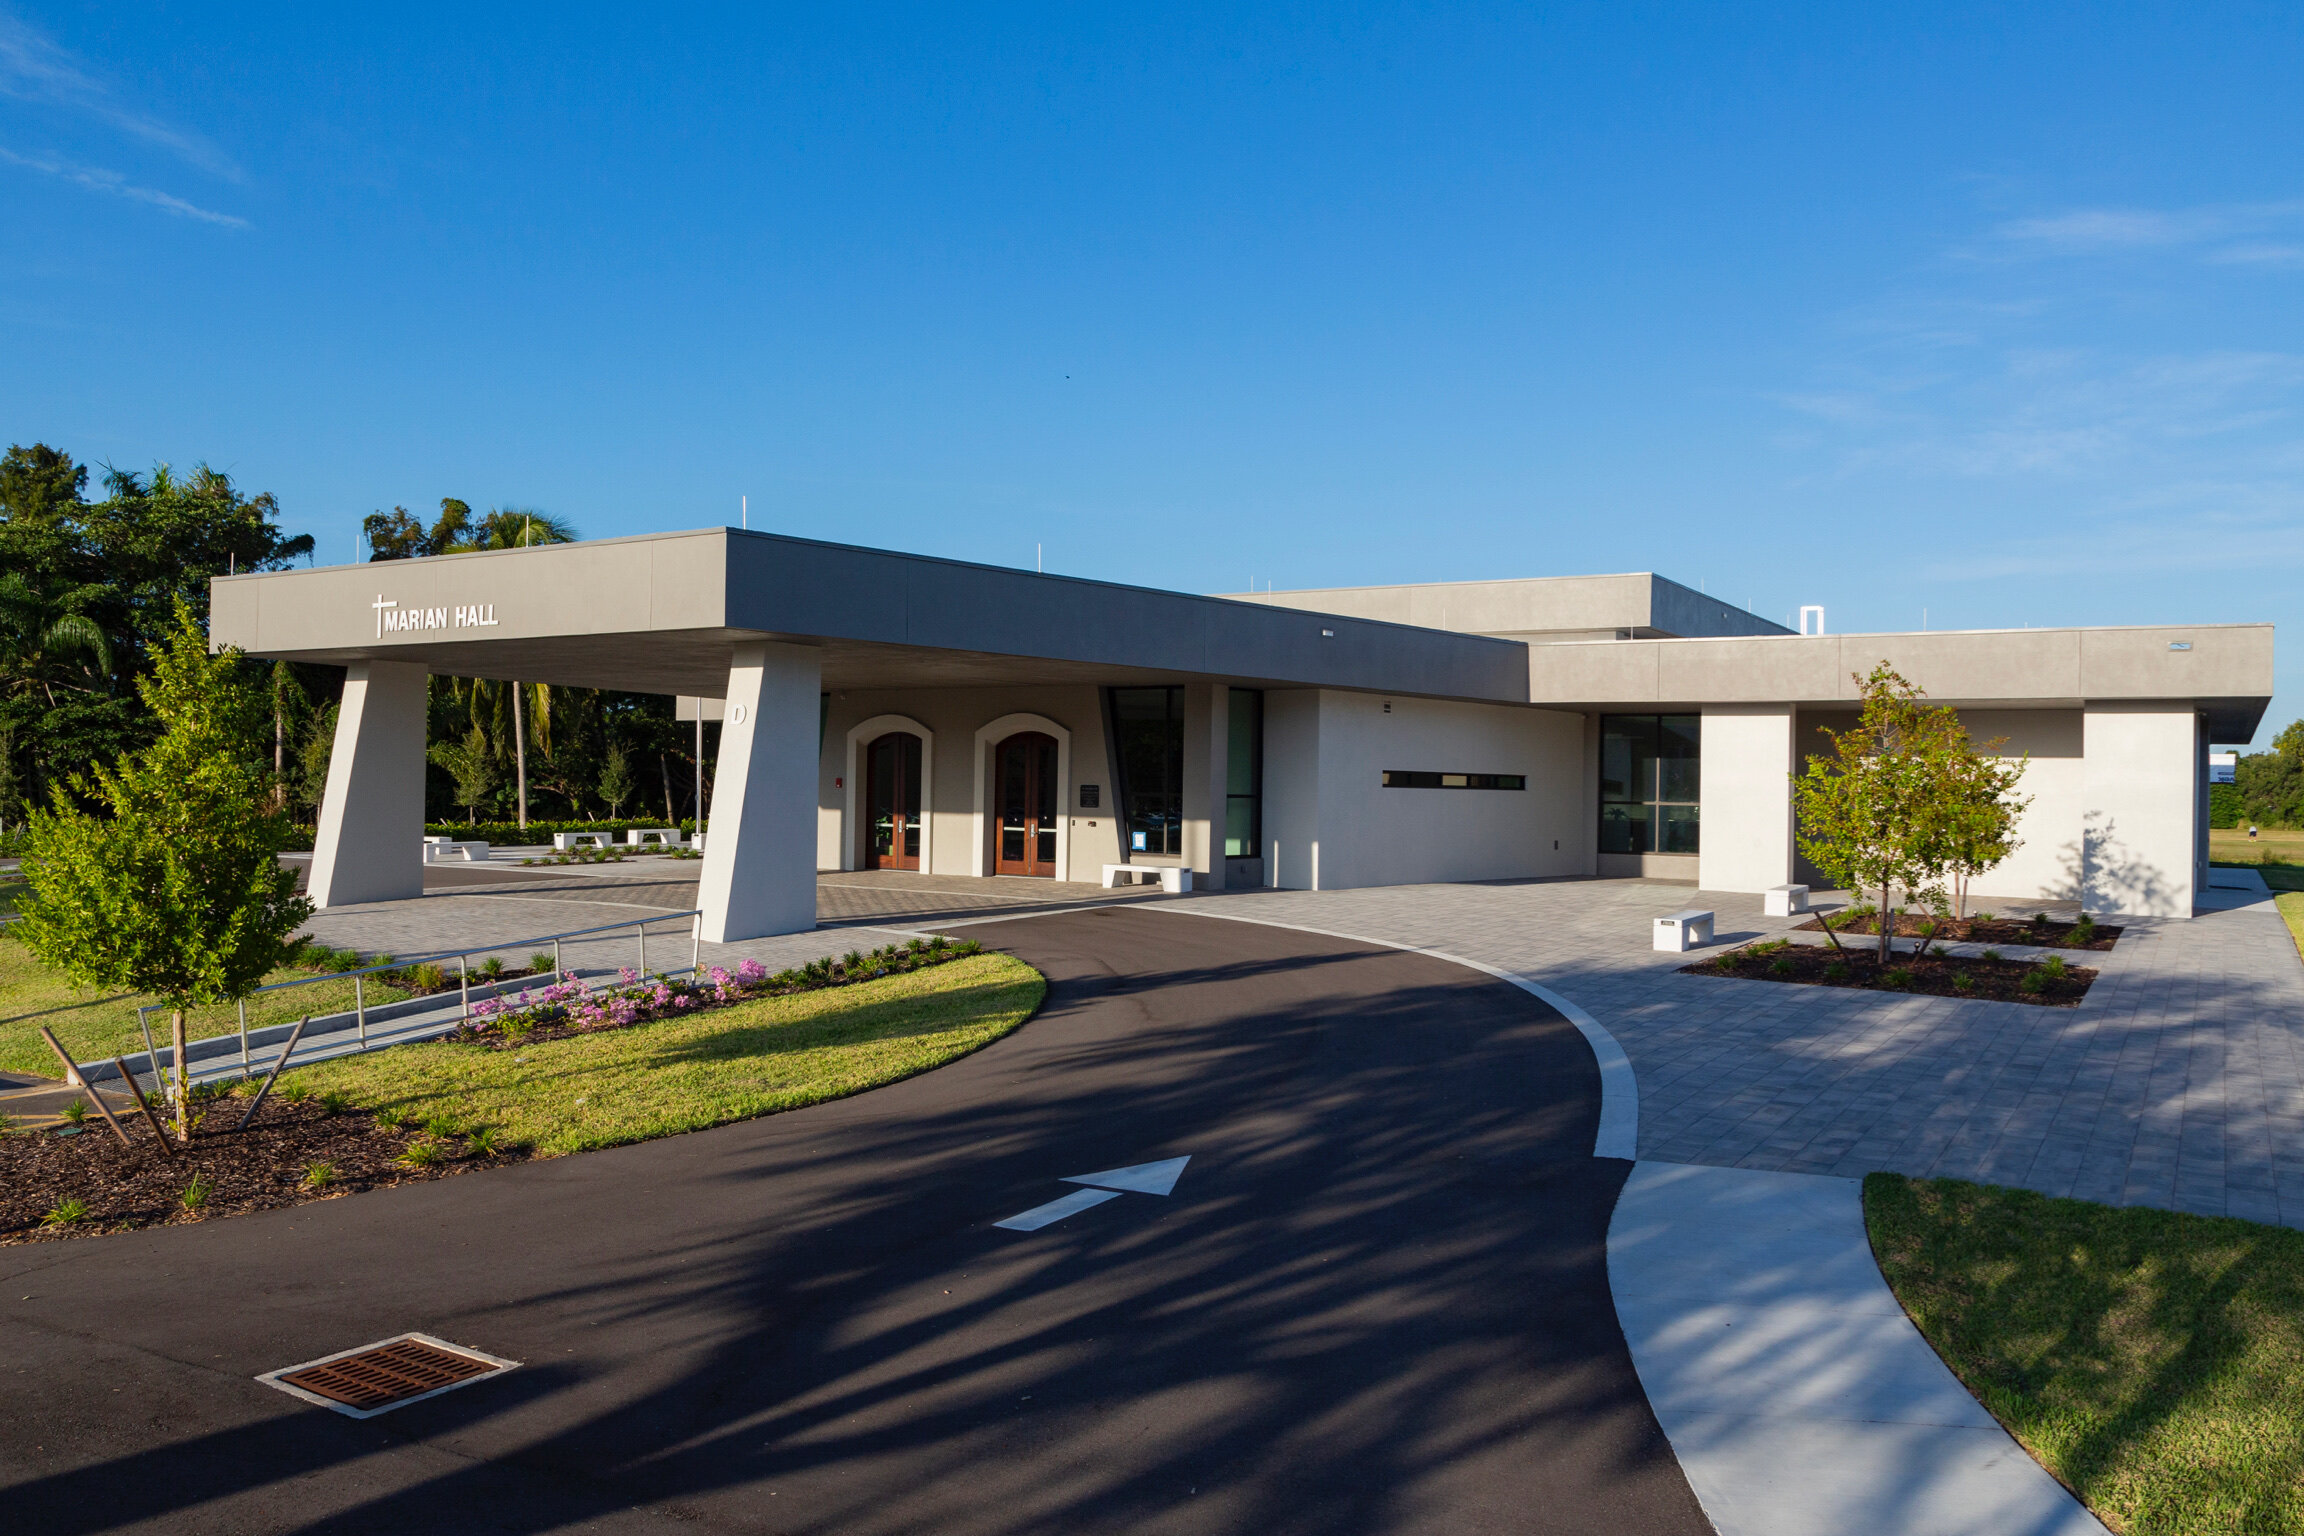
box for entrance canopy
[209,527,1527,703]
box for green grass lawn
[2275,893,2304,967]
[1,875,408,1079]
[2210,826,2304,873]
[1866,1173,2304,1535]
[276,951,1044,1155]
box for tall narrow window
[1112,687,1184,857]
[1600,714,1700,853]
[1225,689,1262,857]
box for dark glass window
[1113,686,1184,857]
[1380,771,1527,790]
[1600,714,1700,853]
[1225,689,1262,858]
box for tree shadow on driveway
[0,908,1708,1536]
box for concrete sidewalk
[1169,878,2304,1228]
[1608,1162,2107,1536]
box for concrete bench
[1764,884,1810,917]
[552,831,618,851]
[624,828,685,848]
[422,839,490,864]
[1102,863,1192,894]
[1654,908,1714,952]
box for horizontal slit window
[1382,771,1526,790]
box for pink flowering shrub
[453,937,983,1046]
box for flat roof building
[211,528,2273,940]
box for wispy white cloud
[1778,341,2304,483]
[0,145,246,226]
[2210,242,2304,269]
[1985,199,2304,265]
[1919,491,2304,580]
[0,8,239,180]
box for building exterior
[210,528,2273,940]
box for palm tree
[0,570,115,707]
[269,661,305,811]
[456,507,577,832]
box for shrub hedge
[271,817,701,853]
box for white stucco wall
[1956,710,2086,907]
[1264,690,1583,890]
[1697,706,1795,894]
[1789,705,2200,916]
[2082,705,2202,918]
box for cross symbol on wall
[373,594,398,639]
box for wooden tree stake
[110,1058,177,1158]
[36,1026,132,1148]
[234,1016,310,1132]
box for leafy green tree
[364,498,472,561]
[1793,665,1972,960]
[1937,738,2031,919]
[267,661,305,811]
[429,725,502,825]
[597,741,636,820]
[12,605,312,1134]
[82,463,316,636]
[296,703,338,821]
[2235,722,2304,828]
[0,725,20,837]
[2,444,314,808]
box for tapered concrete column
[1697,705,1796,894]
[308,660,429,909]
[699,642,822,942]
[1181,683,1228,889]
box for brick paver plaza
[1170,877,2304,1230]
[294,857,2304,1229]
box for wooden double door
[993,731,1059,877]
[863,732,923,870]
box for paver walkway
[288,862,1156,978]
[1165,878,2304,1228]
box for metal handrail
[133,908,705,1087]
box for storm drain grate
[257,1332,520,1418]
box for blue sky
[4,4,2300,741]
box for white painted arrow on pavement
[995,1157,1191,1231]
[1064,1156,1190,1196]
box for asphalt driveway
[0,906,1706,1535]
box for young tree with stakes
[1793,665,2004,961]
[1939,739,2031,920]
[11,604,313,1135]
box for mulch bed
[0,1096,530,1246]
[1685,941,2098,1006]
[2,938,988,1245]
[1795,912,2121,952]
